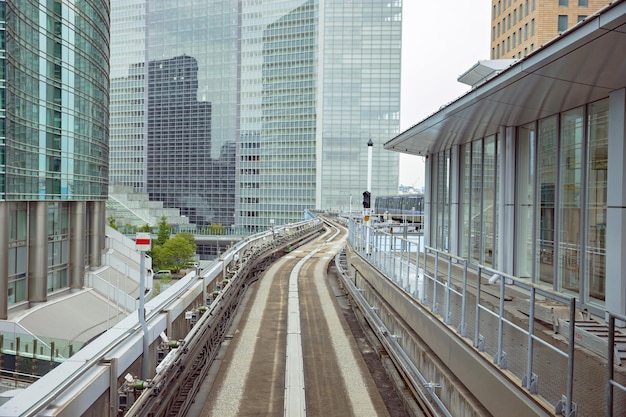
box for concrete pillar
[28,201,48,304]
[606,88,626,317]
[449,145,460,256]
[89,201,105,267]
[0,203,8,319]
[70,201,86,290]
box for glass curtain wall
[519,100,607,305]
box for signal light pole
[364,139,373,253]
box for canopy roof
[385,0,626,156]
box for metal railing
[347,220,606,417]
[607,311,626,417]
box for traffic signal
[362,191,371,208]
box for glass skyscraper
[110,0,401,231]
[0,1,110,318]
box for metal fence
[348,219,625,417]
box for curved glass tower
[0,0,109,317]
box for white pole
[367,139,373,193]
[366,139,373,254]
[139,251,149,380]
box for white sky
[398,1,492,188]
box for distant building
[0,1,109,317]
[490,0,607,59]
[110,0,402,232]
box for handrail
[349,219,585,416]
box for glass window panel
[460,144,471,258]
[471,140,483,264]
[483,136,496,267]
[585,99,608,303]
[536,116,557,286]
[558,107,584,294]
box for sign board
[135,232,151,251]
[363,208,371,222]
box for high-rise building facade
[490,0,606,60]
[0,1,110,318]
[110,0,402,231]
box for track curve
[195,223,392,417]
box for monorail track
[123,218,433,417]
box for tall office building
[490,0,606,59]
[110,0,402,231]
[0,1,110,318]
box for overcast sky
[398,1,492,188]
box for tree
[152,232,197,272]
[107,216,118,230]
[156,216,170,247]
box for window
[525,23,528,40]
[578,15,587,22]
[579,0,588,6]
[531,18,535,36]
[559,0,568,6]
[558,15,568,32]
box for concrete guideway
[196,225,391,417]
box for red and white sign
[136,232,151,251]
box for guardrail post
[445,260,452,324]
[607,313,614,417]
[474,266,482,349]
[432,251,439,314]
[457,259,467,337]
[421,248,428,304]
[496,271,506,368]
[525,286,537,393]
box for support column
[28,201,48,305]
[89,201,105,268]
[606,88,626,317]
[0,203,8,319]
[70,201,86,290]
[499,126,516,275]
